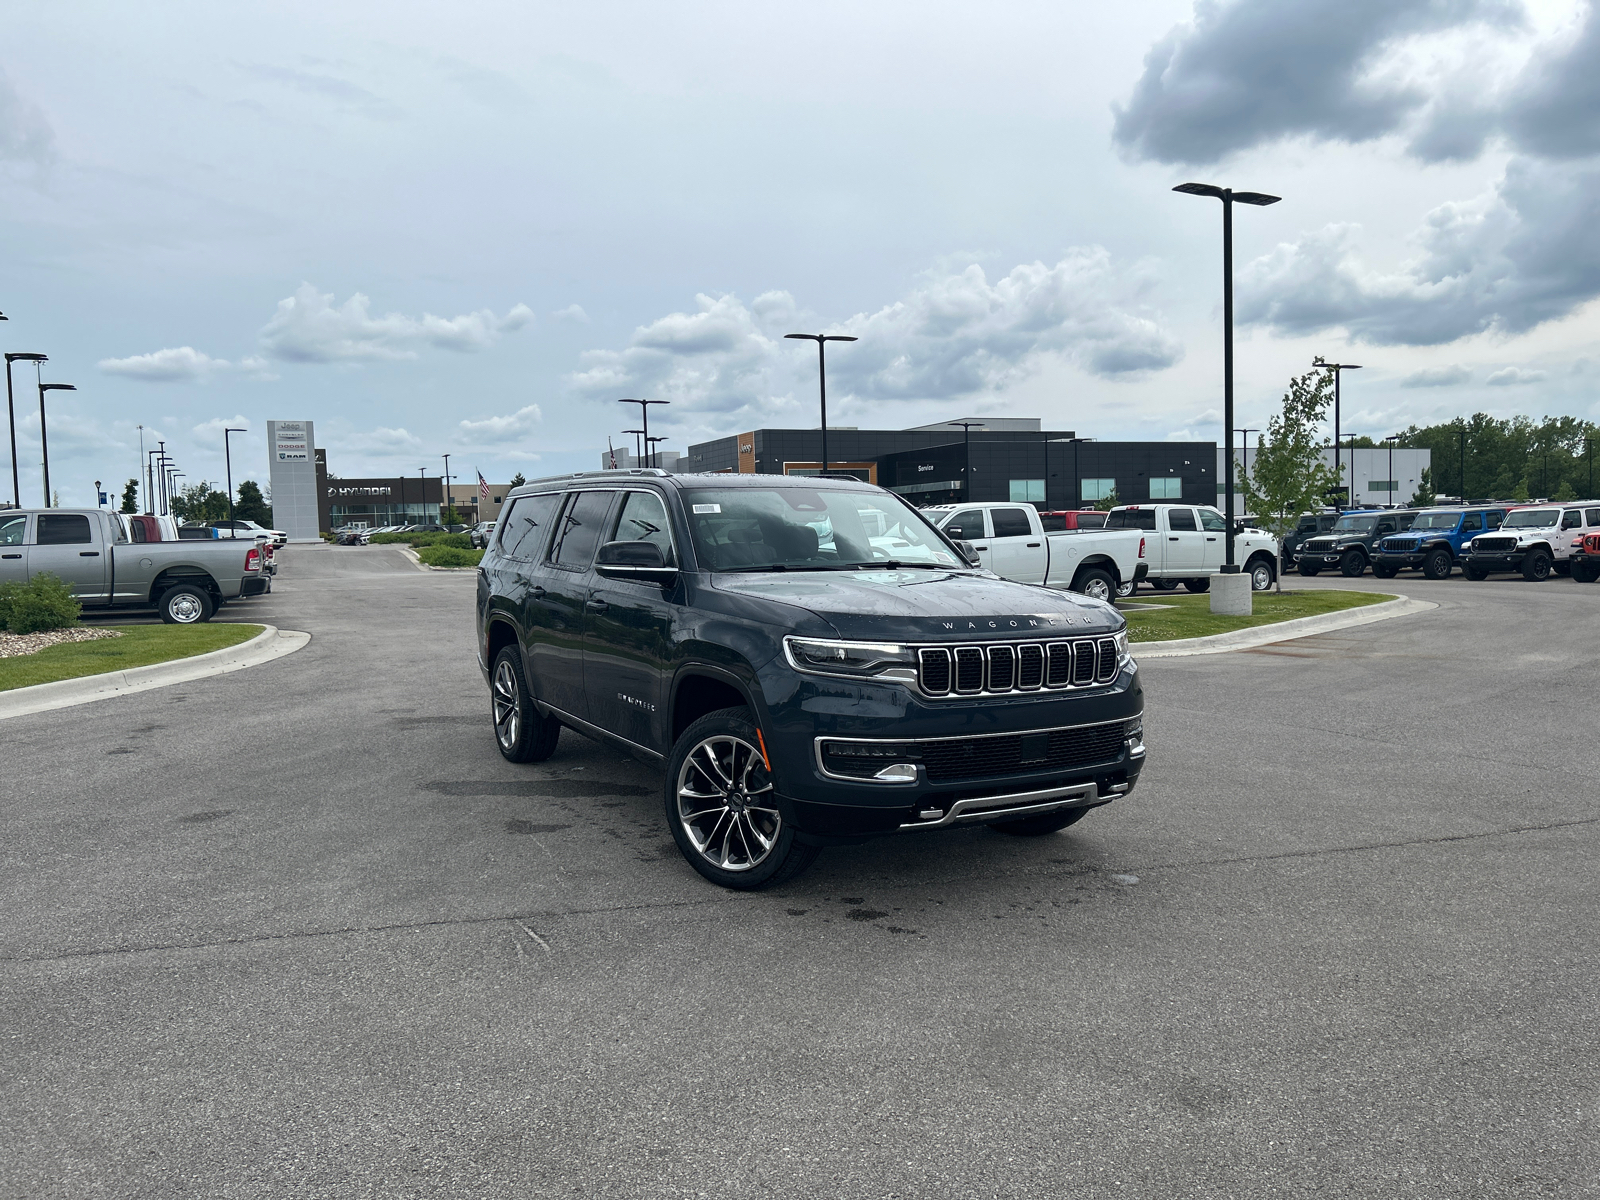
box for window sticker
[692,503,721,514]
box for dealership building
[310,450,516,531]
[676,418,1219,509]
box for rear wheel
[666,708,819,890]
[1339,550,1367,577]
[1184,577,1210,594]
[1423,549,1453,580]
[1371,564,1398,579]
[1298,562,1320,576]
[1114,577,1136,599]
[1463,563,1489,581]
[159,584,213,624]
[1152,579,1179,591]
[988,806,1095,836]
[1073,567,1115,602]
[492,646,561,763]
[1522,549,1553,581]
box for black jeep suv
[476,470,1145,889]
[1296,509,1418,577]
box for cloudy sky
[2,0,1597,504]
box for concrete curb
[1132,594,1436,659]
[0,624,311,720]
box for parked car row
[331,522,472,544]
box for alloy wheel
[676,735,781,873]
[492,659,521,750]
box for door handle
[80,551,100,557]
[1168,536,1179,541]
[1,553,19,560]
[529,585,546,599]
[974,544,989,550]
[1205,537,1217,541]
[1027,542,1040,548]
[586,598,608,612]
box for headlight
[784,637,915,678]
[1114,629,1134,669]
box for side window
[1198,509,1226,533]
[36,514,93,545]
[1487,510,1506,529]
[1586,508,1600,525]
[990,508,1033,538]
[1167,508,1197,532]
[0,514,26,545]
[943,509,987,540]
[1377,518,1397,535]
[498,493,559,561]
[551,491,614,568]
[1461,513,1482,532]
[1297,517,1317,533]
[1561,510,1583,530]
[610,491,675,566]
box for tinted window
[1586,508,1600,525]
[498,493,559,560]
[1167,508,1197,531]
[1105,509,1156,531]
[1376,518,1397,535]
[943,509,986,540]
[991,508,1033,538]
[1039,514,1067,532]
[1198,509,1226,533]
[551,492,614,567]
[1461,513,1482,532]
[1487,510,1506,529]
[37,514,92,545]
[0,515,25,546]
[1074,511,1107,529]
[1297,517,1317,533]
[610,491,675,566]
[1562,510,1583,530]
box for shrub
[367,532,413,544]
[0,573,83,633]
[416,545,484,568]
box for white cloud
[1486,365,1547,385]
[259,284,536,363]
[567,252,1182,434]
[455,404,543,442]
[1401,364,1473,387]
[551,304,590,323]
[0,66,54,167]
[191,415,253,441]
[99,346,231,382]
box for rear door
[0,513,27,585]
[986,506,1045,584]
[528,490,617,722]
[27,513,109,602]
[1163,507,1204,571]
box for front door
[0,513,28,585]
[584,489,679,753]
[27,513,109,602]
[1163,507,1204,571]
[940,508,990,568]
[527,490,616,723]
[1198,507,1227,570]
[987,506,1045,584]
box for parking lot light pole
[1238,427,1260,508]
[1174,182,1281,570]
[37,382,76,507]
[1316,361,1361,509]
[441,454,452,522]
[5,353,46,507]
[419,468,429,523]
[168,472,185,518]
[224,428,246,532]
[622,429,645,467]
[646,436,668,469]
[1383,434,1400,506]
[619,399,669,468]
[785,333,858,475]
[948,421,985,500]
[1047,436,1092,510]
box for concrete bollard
[1209,571,1252,616]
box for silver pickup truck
[0,508,268,623]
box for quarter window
[610,491,676,566]
[990,508,1033,538]
[551,492,614,568]
[498,493,559,560]
[1487,511,1506,529]
[36,514,92,545]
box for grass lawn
[1123,590,1391,643]
[0,624,263,691]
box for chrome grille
[1474,536,1518,553]
[918,637,1119,698]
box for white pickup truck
[924,503,1147,601]
[927,502,1281,597]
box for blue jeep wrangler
[1371,506,1509,580]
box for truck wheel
[1184,577,1210,594]
[159,584,214,624]
[1114,577,1136,599]
[1370,564,1398,579]
[666,708,819,890]
[1248,558,1274,591]
[1572,560,1600,583]
[988,806,1094,836]
[1521,549,1553,581]
[1423,549,1453,580]
[1339,550,1367,577]
[1463,563,1488,581]
[1298,562,1320,576]
[491,646,560,763]
[1073,568,1115,602]
[1152,579,1179,591]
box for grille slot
[954,647,985,693]
[987,645,1015,691]
[1017,644,1044,690]
[1046,643,1072,686]
[918,648,951,695]
[919,721,1128,783]
[1072,642,1095,685]
[1096,638,1118,683]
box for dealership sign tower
[266,420,321,541]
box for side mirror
[955,539,982,568]
[595,540,678,585]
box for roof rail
[514,467,672,489]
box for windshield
[1503,508,1559,527]
[1331,514,1378,533]
[684,487,960,571]
[1411,511,1461,530]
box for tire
[1073,567,1115,602]
[491,645,561,763]
[159,584,213,624]
[1152,579,1179,591]
[1370,564,1398,579]
[1572,560,1600,583]
[1114,577,1136,599]
[1184,577,1210,594]
[988,806,1094,836]
[1423,549,1453,581]
[665,708,820,890]
[1521,549,1553,582]
[1298,562,1320,576]
[1248,557,1275,591]
[1339,550,1367,578]
[1463,563,1488,581]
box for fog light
[1124,716,1145,757]
[874,763,918,783]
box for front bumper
[1466,551,1527,572]
[1372,552,1426,569]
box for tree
[234,479,271,525]
[119,479,140,513]
[508,472,526,488]
[1407,468,1436,508]
[1243,368,1341,542]
[171,480,231,523]
[1091,488,1119,512]
[442,505,462,524]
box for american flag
[478,471,490,498]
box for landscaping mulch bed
[0,627,124,659]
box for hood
[710,568,1120,642]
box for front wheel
[1371,564,1398,579]
[666,708,819,890]
[1073,567,1115,602]
[1340,550,1367,577]
[1423,549,1453,581]
[1463,563,1489,581]
[159,584,214,624]
[988,806,1094,836]
[1298,562,1320,576]
[1572,560,1600,583]
[491,646,561,763]
[1152,579,1179,591]
[1248,558,1275,591]
[1184,576,1210,594]
[1522,549,1553,581]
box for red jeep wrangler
[1572,531,1600,583]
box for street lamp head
[1232,191,1281,206]
[785,332,858,344]
[40,383,76,393]
[1173,182,1225,199]
[6,353,47,363]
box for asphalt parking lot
[4,546,1597,1199]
